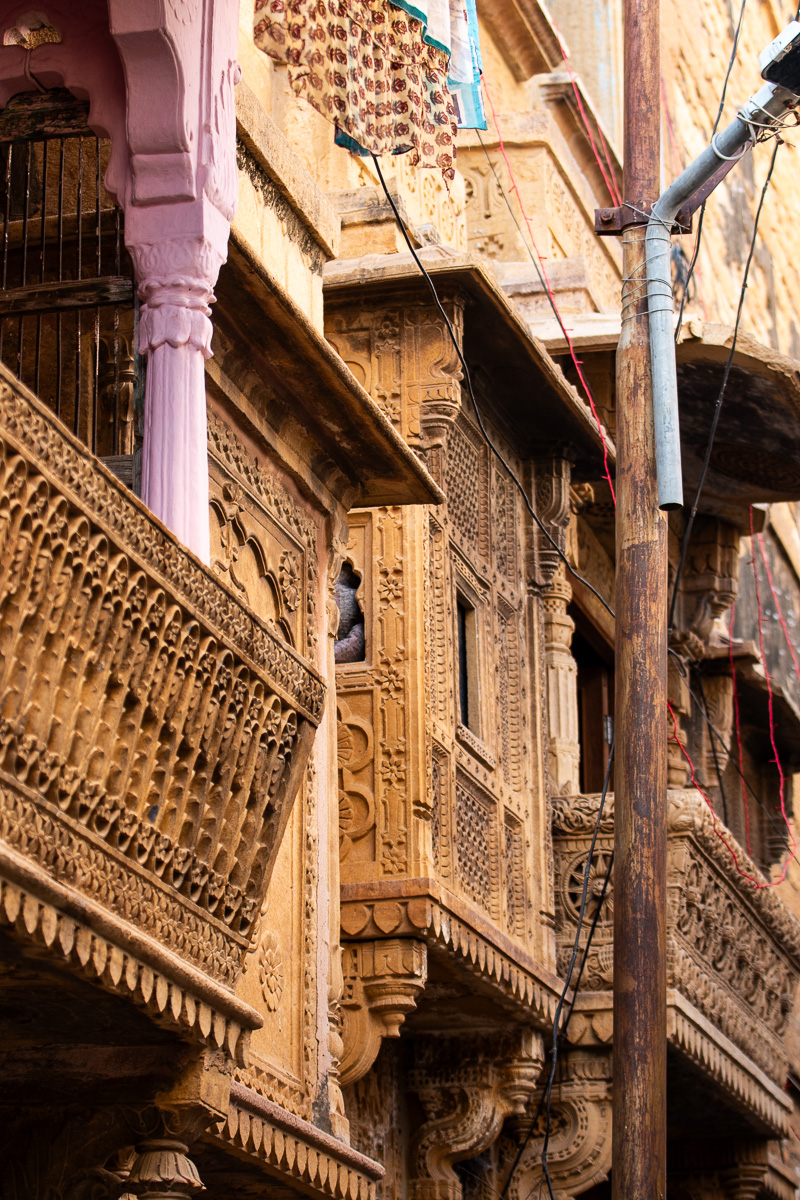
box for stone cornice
[0,843,257,1061]
[212,1081,384,1199]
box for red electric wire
[749,507,797,878]
[668,702,794,887]
[756,530,800,688]
[554,38,622,207]
[727,599,753,855]
[481,75,616,505]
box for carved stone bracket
[501,1051,612,1200]
[532,456,573,589]
[671,516,741,661]
[340,938,427,1087]
[126,1051,231,1199]
[409,1032,544,1200]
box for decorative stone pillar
[543,565,581,796]
[108,0,242,562]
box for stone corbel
[409,1032,544,1200]
[125,1049,232,1199]
[503,1051,613,1200]
[339,938,428,1087]
[671,516,741,660]
[532,456,573,589]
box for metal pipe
[647,80,796,509]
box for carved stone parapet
[552,788,800,1130]
[340,938,428,1087]
[0,369,323,1007]
[409,1032,544,1200]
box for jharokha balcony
[553,788,800,1159]
[0,362,323,1058]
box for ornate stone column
[109,0,242,563]
[530,457,580,796]
[543,565,581,796]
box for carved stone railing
[0,367,324,1036]
[553,789,800,1134]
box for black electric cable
[370,150,620,1200]
[668,138,781,635]
[370,152,614,620]
[538,738,615,1200]
[476,133,609,438]
[495,741,615,1200]
[674,0,749,334]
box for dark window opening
[0,89,143,488]
[456,593,480,735]
[457,598,470,727]
[571,620,615,794]
[334,562,365,664]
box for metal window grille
[0,88,143,490]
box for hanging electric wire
[668,139,781,632]
[673,0,750,335]
[369,153,614,620]
[370,148,618,1200]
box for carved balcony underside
[0,368,324,1039]
[553,789,800,1134]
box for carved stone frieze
[553,788,800,1127]
[325,295,465,449]
[0,371,323,1010]
[340,938,428,1087]
[409,1032,544,1200]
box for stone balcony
[0,364,324,1060]
[553,788,800,1138]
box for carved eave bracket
[409,1032,544,1200]
[530,456,573,590]
[339,939,427,1087]
[501,1051,613,1200]
[670,515,741,661]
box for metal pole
[613,0,668,1191]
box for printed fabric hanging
[253,0,485,181]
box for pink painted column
[110,0,241,563]
[131,234,223,565]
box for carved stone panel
[0,371,322,1002]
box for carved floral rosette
[0,368,324,998]
[552,789,800,1108]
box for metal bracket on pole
[593,153,744,238]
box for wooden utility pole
[613,0,668,1193]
